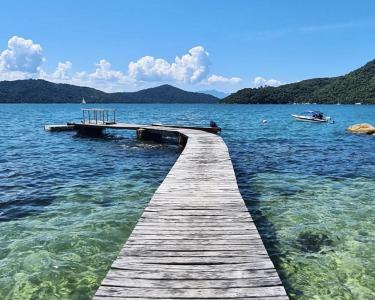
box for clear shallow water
[0,104,374,299]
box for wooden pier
[45,109,287,299]
[92,127,288,299]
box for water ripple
[0,103,374,299]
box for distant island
[0,80,219,103]
[197,90,229,99]
[3,59,375,104]
[222,59,375,104]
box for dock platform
[45,122,221,133]
[93,127,288,299]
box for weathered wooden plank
[125,238,264,245]
[127,234,262,240]
[145,206,247,210]
[95,297,289,300]
[120,244,265,252]
[98,268,280,280]
[110,261,277,272]
[142,210,251,216]
[133,224,256,229]
[125,240,264,246]
[95,286,287,298]
[138,217,254,222]
[120,250,268,258]
[112,256,272,265]
[101,277,283,289]
[134,223,255,228]
[131,229,259,235]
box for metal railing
[82,109,116,124]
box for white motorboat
[292,111,332,123]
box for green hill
[222,59,375,104]
[0,80,219,103]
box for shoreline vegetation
[221,59,375,104]
[0,81,218,104]
[1,59,375,104]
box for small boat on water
[355,102,362,105]
[81,97,86,104]
[291,110,332,123]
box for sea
[0,103,374,299]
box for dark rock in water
[297,231,332,252]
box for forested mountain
[222,59,375,104]
[198,90,229,99]
[5,58,375,105]
[0,80,219,103]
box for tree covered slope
[222,59,375,104]
[0,80,219,103]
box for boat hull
[291,114,329,123]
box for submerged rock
[296,231,332,252]
[347,123,375,135]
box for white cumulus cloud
[0,36,243,92]
[128,46,210,84]
[128,56,171,81]
[0,36,44,73]
[51,61,72,80]
[83,59,130,91]
[46,59,131,92]
[253,76,283,87]
[205,74,242,84]
[89,59,126,82]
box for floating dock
[44,122,221,135]
[44,124,76,132]
[46,109,287,299]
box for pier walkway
[94,127,288,299]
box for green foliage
[0,80,219,103]
[221,59,375,104]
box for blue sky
[1,0,375,92]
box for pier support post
[177,133,187,148]
[136,129,163,143]
[76,126,104,137]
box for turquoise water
[0,104,374,299]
